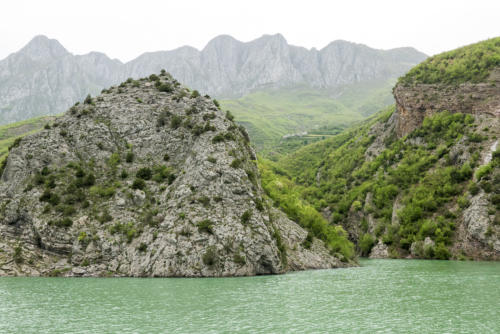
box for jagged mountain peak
[204,34,241,48]
[0,34,427,124]
[18,35,69,61]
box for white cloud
[1,0,499,62]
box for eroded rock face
[0,73,343,277]
[454,192,500,259]
[393,69,500,137]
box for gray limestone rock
[0,73,345,277]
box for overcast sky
[1,0,499,62]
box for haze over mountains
[0,34,426,124]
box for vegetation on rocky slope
[259,159,355,260]
[399,37,500,85]
[271,106,499,259]
[0,116,55,165]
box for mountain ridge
[0,34,427,124]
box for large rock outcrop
[0,73,344,277]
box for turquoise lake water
[0,259,499,333]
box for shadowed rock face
[0,34,427,124]
[393,69,500,137]
[0,73,344,277]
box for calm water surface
[0,259,499,333]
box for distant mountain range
[0,34,427,124]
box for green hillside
[221,79,396,155]
[270,107,499,259]
[399,37,500,85]
[0,116,55,165]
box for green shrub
[226,110,235,121]
[152,165,175,184]
[190,90,200,98]
[0,156,8,177]
[82,173,96,187]
[136,167,152,180]
[475,163,492,180]
[49,217,73,228]
[58,204,76,216]
[78,231,88,243]
[359,233,375,256]
[157,82,173,93]
[157,108,171,127]
[39,190,60,206]
[457,195,470,209]
[233,252,246,265]
[197,220,214,234]
[351,200,362,211]
[202,246,217,266]
[108,152,121,168]
[126,152,134,163]
[9,137,22,151]
[203,112,216,121]
[382,233,394,245]
[230,159,242,169]
[468,133,487,143]
[109,222,138,243]
[171,115,182,129]
[207,156,217,163]
[137,243,147,252]
[419,220,438,238]
[84,94,92,104]
[255,198,264,211]
[13,245,23,264]
[491,194,500,209]
[241,210,252,224]
[90,186,115,198]
[197,196,210,207]
[212,133,225,143]
[302,232,314,249]
[423,243,435,258]
[239,125,250,143]
[98,210,113,223]
[75,167,85,178]
[132,178,146,190]
[120,170,128,179]
[468,182,480,195]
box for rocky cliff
[0,73,345,277]
[393,37,500,137]
[394,69,500,137]
[0,34,426,124]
